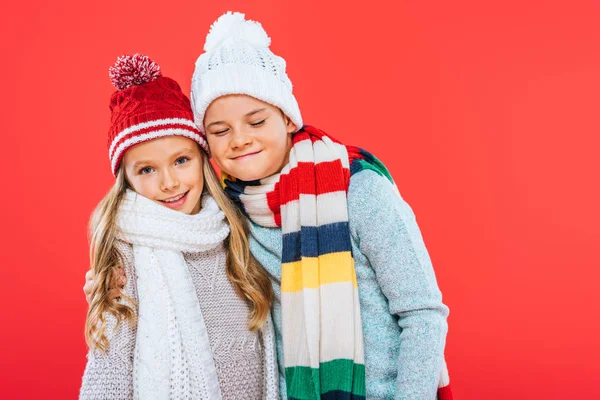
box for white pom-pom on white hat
[191,11,303,134]
[204,11,271,52]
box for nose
[160,168,180,192]
[230,127,253,149]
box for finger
[84,287,92,305]
[83,281,92,295]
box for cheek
[206,140,226,167]
[183,164,205,190]
[195,170,205,191]
[129,176,158,198]
[211,154,225,171]
[213,155,229,174]
[273,133,291,161]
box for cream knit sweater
[80,240,278,399]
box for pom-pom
[109,54,162,90]
[204,11,271,52]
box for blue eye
[139,166,154,175]
[175,156,189,165]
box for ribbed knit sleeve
[348,170,449,400]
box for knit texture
[238,145,452,398]
[187,246,267,399]
[191,11,302,133]
[80,193,280,399]
[107,54,207,175]
[223,126,371,399]
[117,191,228,399]
[248,170,451,399]
[79,240,277,400]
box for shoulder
[348,169,414,221]
[349,168,395,198]
[347,169,421,245]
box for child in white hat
[190,11,453,400]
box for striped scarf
[223,125,452,400]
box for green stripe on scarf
[351,154,394,184]
[285,360,366,400]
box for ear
[285,115,297,134]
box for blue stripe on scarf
[223,184,246,216]
[320,391,366,400]
[281,222,352,263]
[222,177,264,218]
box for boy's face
[122,136,205,215]
[204,94,296,181]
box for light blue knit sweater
[248,169,449,400]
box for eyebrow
[170,147,196,157]
[131,159,152,170]
[246,108,267,117]
[206,108,268,128]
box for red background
[1,1,599,398]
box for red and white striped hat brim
[109,117,208,175]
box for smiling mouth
[232,151,261,160]
[160,191,188,204]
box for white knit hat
[190,11,303,134]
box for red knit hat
[107,54,208,175]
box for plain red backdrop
[1,0,599,398]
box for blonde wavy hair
[85,154,273,351]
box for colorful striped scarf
[223,125,453,400]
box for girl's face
[204,94,296,181]
[123,136,204,215]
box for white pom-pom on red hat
[109,54,162,91]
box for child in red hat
[80,54,279,400]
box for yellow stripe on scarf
[281,252,358,292]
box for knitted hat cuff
[191,63,303,134]
[109,116,206,175]
[109,109,194,139]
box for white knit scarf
[116,190,229,400]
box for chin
[240,172,266,182]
